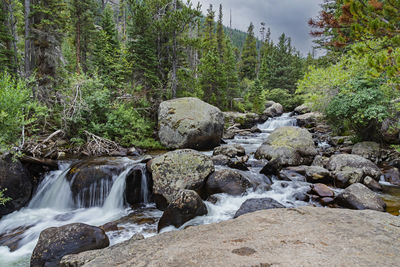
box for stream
[0,113,398,266]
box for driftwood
[20,155,58,168]
[84,131,122,156]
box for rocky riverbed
[0,97,399,266]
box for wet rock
[233,198,285,218]
[311,155,329,168]
[293,192,310,202]
[329,136,352,147]
[211,154,230,166]
[333,168,364,188]
[100,222,119,232]
[327,154,381,180]
[352,141,381,163]
[127,147,140,156]
[31,223,109,267]
[260,159,283,176]
[157,190,207,232]
[255,126,317,166]
[304,166,331,184]
[250,126,262,133]
[363,176,382,192]
[0,156,32,217]
[223,112,260,129]
[320,197,334,206]
[206,195,219,204]
[227,157,249,171]
[205,169,252,196]
[125,167,150,205]
[66,158,128,207]
[150,149,214,208]
[335,183,386,211]
[311,184,334,198]
[278,169,306,182]
[213,144,245,158]
[383,168,400,186]
[263,102,283,118]
[294,104,311,115]
[296,112,323,128]
[158,97,224,150]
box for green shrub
[265,88,303,111]
[0,189,11,206]
[325,78,389,140]
[0,72,46,148]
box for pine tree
[249,79,263,113]
[0,1,14,73]
[216,4,225,61]
[239,22,258,80]
[224,37,240,108]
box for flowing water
[1,112,398,266]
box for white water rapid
[0,159,158,267]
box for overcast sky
[196,0,323,55]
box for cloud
[196,0,323,55]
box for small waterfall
[259,112,297,132]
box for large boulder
[158,97,224,150]
[0,156,32,217]
[233,198,285,218]
[327,154,382,181]
[351,141,381,163]
[294,104,311,115]
[60,207,400,267]
[157,190,207,232]
[205,169,252,196]
[296,112,323,128]
[255,126,317,166]
[31,223,109,267]
[263,101,283,118]
[335,183,386,211]
[150,149,214,209]
[213,144,245,158]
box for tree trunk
[171,0,178,98]
[24,0,31,78]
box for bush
[265,88,303,111]
[325,78,389,140]
[0,73,46,148]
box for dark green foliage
[0,2,14,73]
[249,79,263,113]
[326,77,389,140]
[266,88,303,111]
[239,23,257,80]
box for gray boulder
[296,112,323,128]
[157,190,207,232]
[327,154,381,180]
[205,169,252,196]
[213,144,245,158]
[31,223,109,267]
[294,104,311,114]
[234,198,285,218]
[0,156,32,217]
[158,97,224,150]
[352,141,381,163]
[255,126,317,166]
[335,183,386,211]
[263,102,283,118]
[223,112,260,129]
[150,149,214,208]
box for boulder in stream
[233,198,285,218]
[150,149,214,209]
[158,97,224,150]
[351,141,381,163]
[31,223,109,267]
[205,169,252,196]
[213,144,246,158]
[335,183,386,212]
[0,155,32,217]
[263,101,283,118]
[157,190,207,232]
[255,126,317,166]
[296,112,323,128]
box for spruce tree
[0,1,14,73]
[239,22,258,80]
[216,4,225,61]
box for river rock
[59,207,400,267]
[294,104,311,114]
[150,149,214,208]
[304,166,331,183]
[211,154,230,166]
[233,198,285,218]
[0,156,32,217]
[157,190,207,232]
[335,183,386,211]
[205,169,252,196]
[352,141,381,163]
[363,176,382,192]
[311,184,334,198]
[223,112,260,129]
[383,167,400,186]
[158,97,224,150]
[333,167,364,188]
[66,158,131,207]
[255,127,317,167]
[327,154,382,180]
[213,144,245,158]
[31,223,109,267]
[296,112,323,128]
[263,101,283,118]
